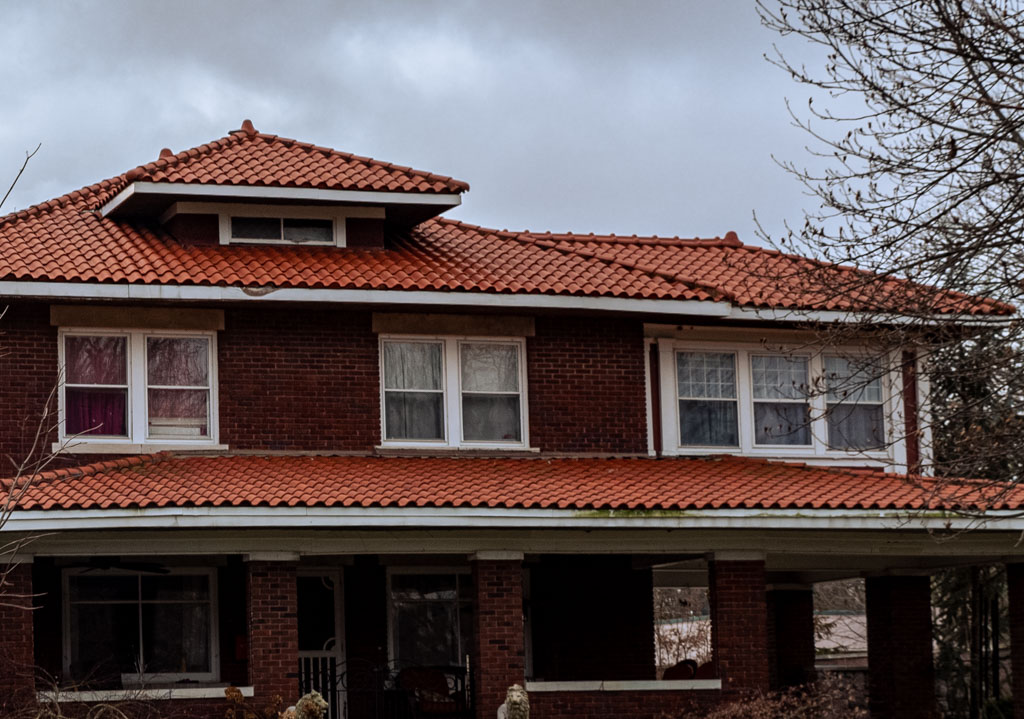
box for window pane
[754,403,811,445]
[65,336,127,385]
[461,344,519,392]
[676,352,736,399]
[142,603,211,673]
[385,391,444,440]
[66,387,128,436]
[231,217,280,240]
[825,357,883,404]
[752,355,808,400]
[828,403,885,450]
[679,400,738,446]
[395,602,457,667]
[147,337,209,386]
[69,603,140,680]
[141,575,210,602]
[148,388,209,438]
[283,218,333,244]
[383,342,443,390]
[392,574,458,601]
[462,395,521,441]
[298,576,337,652]
[69,575,138,602]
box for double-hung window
[388,570,473,669]
[59,329,218,448]
[63,568,217,684]
[660,340,893,460]
[380,337,527,448]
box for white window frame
[57,328,222,453]
[822,354,888,452]
[658,339,904,466]
[61,566,220,685]
[159,201,385,247]
[385,567,472,669]
[378,335,530,450]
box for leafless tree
[756,2,1024,715]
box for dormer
[99,119,469,248]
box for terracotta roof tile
[0,127,1009,315]
[8,454,1021,514]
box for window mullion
[131,332,147,442]
[446,341,461,446]
[810,354,827,455]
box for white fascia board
[3,505,1023,532]
[727,305,1014,327]
[0,281,734,317]
[100,181,462,216]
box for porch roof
[6,453,1021,513]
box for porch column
[709,553,770,695]
[865,575,937,719]
[471,551,525,719]
[1007,563,1024,719]
[767,586,816,689]
[0,558,35,708]
[246,553,299,704]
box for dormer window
[230,217,334,245]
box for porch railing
[297,658,473,719]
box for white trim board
[525,679,722,692]
[38,686,253,703]
[100,181,462,216]
[0,281,733,317]
[5,504,1024,533]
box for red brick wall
[0,561,35,710]
[472,558,525,719]
[219,309,380,450]
[247,561,299,703]
[1009,564,1024,719]
[527,317,647,454]
[529,688,721,718]
[709,559,769,694]
[0,303,58,464]
[767,588,815,689]
[865,575,937,719]
[529,556,655,682]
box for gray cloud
[0,1,821,245]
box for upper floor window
[230,216,334,245]
[380,336,528,448]
[660,340,892,459]
[59,329,218,448]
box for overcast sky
[0,1,823,247]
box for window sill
[376,444,541,454]
[38,685,253,702]
[524,679,722,692]
[53,442,229,455]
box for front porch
[5,531,1022,719]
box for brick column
[709,555,770,695]
[1007,564,1024,719]
[246,556,299,704]
[471,552,525,719]
[767,587,816,689]
[865,575,937,719]
[0,560,35,709]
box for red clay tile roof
[0,126,1009,315]
[99,121,469,201]
[8,453,1021,513]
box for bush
[698,675,867,719]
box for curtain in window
[752,355,811,445]
[64,336,128,436]
[825,357,884,449]
[383,342,445,440]
[460,343,521,441]
[676,352,738,446]
[147,338,210,438]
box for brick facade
[0,303,58,464]
[0,561,35,710]
[526,316,647,454]
[472,558,525,719]
[767,588,815,689]
[1007,564,1024,719]
[865,575,937,719]
[219,308,381,450]
[247,560,299,703]
[709,559,769,694]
